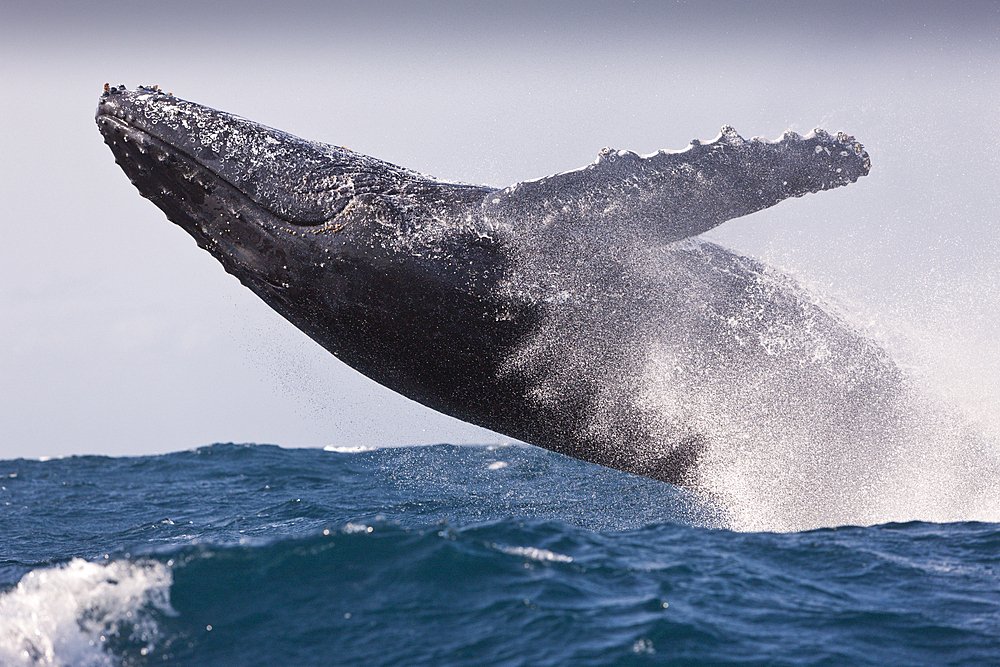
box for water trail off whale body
[509,224,1000,531]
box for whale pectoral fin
[486,127,870,242]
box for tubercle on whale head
[96,86,366,227]
[96,86,493,240]
[103,83,173,97]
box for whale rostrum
[97,84,883,487]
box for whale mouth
[97,109,295,290]
[96,94,269,222]
[97,110,239,238]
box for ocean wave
[1,445,998,665]
[4,518,1000,666]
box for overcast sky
[2,1,998,460]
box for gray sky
[2,1,999,460]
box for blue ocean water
[1,443,998,666]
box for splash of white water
[0,558,175,667]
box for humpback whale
[97,84,892,488]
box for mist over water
[715,252,1000,532]
[508,215,1000,532]
[719,244,1000,531]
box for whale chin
[97,112,290,289]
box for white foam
[323,444,376,453]
[0,558,175,667]
[498,546,573,563]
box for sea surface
[1,442,998,666]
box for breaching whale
[97,84,893,488]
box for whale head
[96,85,536,421]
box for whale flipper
[489,127,870,242]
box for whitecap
[0,558,175,667]
[498,545,573,563]
[323,445,375,453]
